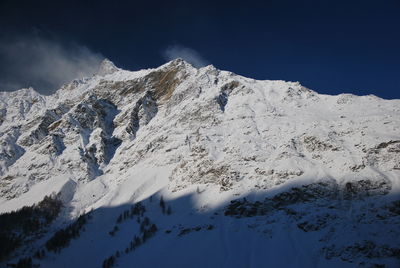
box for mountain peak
[162,58,197,70]
[97,58,119,76]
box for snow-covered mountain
[0,59,399,268]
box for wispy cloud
[0,34,103,95]
[162,45,209,68]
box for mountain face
[0,59,399,268]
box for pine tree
[150,223,158,233]
[116,214,122,223]
[160,196,165,214]
[143,217,150,226]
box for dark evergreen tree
[15,256,32,268]
[159,196,165,214]
[116,214,122,223]
[0,194,62,261]
[102,255,116,268]
[46,213,90,253]
[150,223,158,233]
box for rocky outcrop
[126,91,158,138]
[18,104,70,147]
[216,81,240,112]
[0,127,25,175]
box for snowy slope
[0,59,399,267]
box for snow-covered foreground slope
[0,59,399,267]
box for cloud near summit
[162,45,209,68]
[0,34,103,95]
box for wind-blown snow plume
[162,45,209,68]
[0,35,103,95]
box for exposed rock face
[19,104,70,147]
[0,59,399,267]
[0,127,25,176]
[0,58,398,195]
[224,179,399,265]
[126,91,158,138]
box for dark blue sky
[0,0,399,99]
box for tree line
[0,194,62,262]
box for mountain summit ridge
[97,58,120,77]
